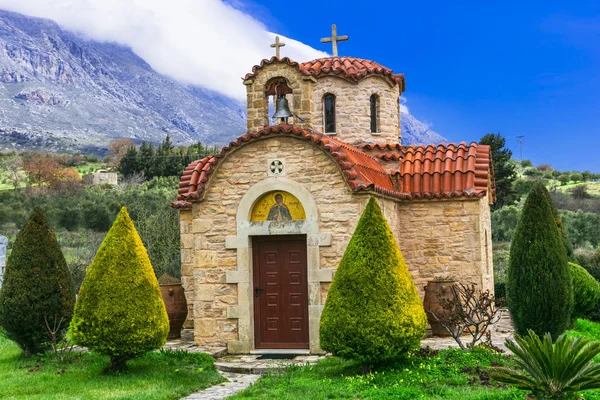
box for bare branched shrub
[427,283,501,350]
[44,314,75,363]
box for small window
[370,94,378,133]
[324,94,336,133]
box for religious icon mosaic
[250,191,306,222]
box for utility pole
[516,135,525,162]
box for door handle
[254,287,263,298]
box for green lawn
[233,320,600,400]
[77,163,105,175]
[0,334,224,400]
[232,347,526,400]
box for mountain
[401,112,447,145]
[0,10,445,154]
[0,10,246,154]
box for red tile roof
[243,56,405,91]
[174,129,495,209]
[392,142,495,201]
[173,125,395,208]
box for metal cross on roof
[320,24,348,57]
[270,36,285,58]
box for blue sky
[239,0,600,172]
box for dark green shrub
[70,207,169,371]
[57,206,81,231]
[0,209,75,355]
[82,203,112,232]
[507,181,573,339]
[491,205,521,242]
[575,249,600,281]
[513,178,534,197]
[494,282,507,308]
[561,210,600,250]
[570,263,600,319]
[548,196,573,260]
[319,197,426,370]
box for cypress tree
[320,197,426,371]
[0,208,75,356]
[507,181,573,338]
[70,207,169,372]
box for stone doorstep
[214,354,327,375]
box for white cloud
[0,0,327,100]
[400,96,409,114]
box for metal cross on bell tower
[320,24,349,57]
[270,36,285,58]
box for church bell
[272,94,293,123]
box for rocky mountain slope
[0,10,445,154]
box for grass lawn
[233,320,600,400]
[0,334,224,400]
[77,163,105,175]
[232,347,526,400]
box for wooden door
[253,235,309,349]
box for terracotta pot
[423,280,456,337]
[160,283,188,340]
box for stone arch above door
[224,177,333,354]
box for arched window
[370,94,378,133]
[324,94,336,133]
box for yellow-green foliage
[320,197,427,365]
[70,207,169,360]
[570,262,600,318]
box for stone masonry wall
[180,136,367,346]
[312,75,402,145]
[394,197,494,298]
[178,136,493,348]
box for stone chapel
[173,30,496,354]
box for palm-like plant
[490,330,600,399]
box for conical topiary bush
[320,197,426,371]
[70,207,169,371]
[0,208,75,356]
[507,181,573,339]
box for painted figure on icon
[267,193,292,221]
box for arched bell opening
[266,78,294,125]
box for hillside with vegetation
[0,137,214,290]
[485,134,600,308]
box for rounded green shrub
[70,207,169,371]
[320,197,426,369]
[507,181,573,339]
[570,262,600,318]
[0,208,75,356]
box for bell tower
[243,26,404,145]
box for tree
[0,153,25,189]
[70,207,169,372]
[118,146,139,177]
[559,174,570,186]
[507,181,573,339]
[23,156,63,187]
[108,138,136,167]
[0,208,75,356]
[320,197,426,372]
[570,172,583,183]
[479,133,518,210]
